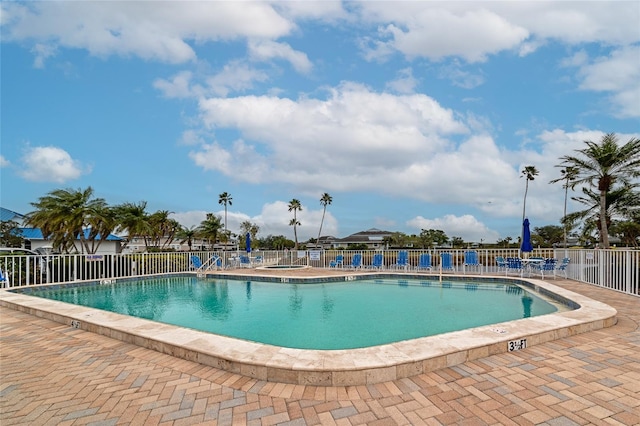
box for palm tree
[521,165,539,223]
[198,213,223,249]
[288,199,302,250]
[316,193,332,249]
[520,165,539,247]
[113,201,150,251]
[550,166,580,248]
[565,183,639,247]
[26,187,110,254]
[557,133,640,248]
[218,192,232,237]
[176,225,198,251]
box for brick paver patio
[1,278,638,425]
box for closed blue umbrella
[521,218,533,253]
[245,232,251,253]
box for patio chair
[239,255,252,268]
[462,250,482,274]
[531,258,557,279]
[556,257,570,278]
[505,257,525,277]
[348,253,362,269]
[190,255,203,270]
[495,256,507,273]
[416,253,432,271]
[0,268,8,288]
[366,253,384,269]
[393,250,410,270]
[329,254,344,268]
[440,252,455,272]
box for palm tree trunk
[563,185,568,249]
[316,207,326,248]
[600,190,609,248]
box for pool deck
[1,273,639,425]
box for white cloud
[407,214,500,243]
[194,83,472,193]
[248,40,313,74]
[575,46,640,118]
[206,61,270,97]
[18,146,88,183]
[1,1,294,65]
[0,155,9,167]
[357,2,639,62]
[358,4,529,62]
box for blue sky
[1,1,639,244]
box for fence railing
[1,248,638,296]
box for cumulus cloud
[407,214,500,243]
[357,2,639,62]
[1,1,294,65]
[18,146,88,183]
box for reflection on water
[289,285,303,315]
[521,295,533,318]
[198,281,232,320]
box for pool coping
[0,272,617,386]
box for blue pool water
[30,276,562,350]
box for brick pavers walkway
[1,279,638,425]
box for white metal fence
[1,248,638,296]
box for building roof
[0,207,25,223]
[18,227,123,241]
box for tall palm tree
[288,199,302,250]
[550,166,580,248]
[316,193,332,249]
[218,192,232,237]
[26,187,110,254]
[558,133,640,248]
[521,165,539,223]
[520,165,539,247]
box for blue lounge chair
[393,250,410,270]
[462,250,482,274]
[505,257,525,277]
[0,268,8,288]
[440,253,455,272]
[329,254,344,268]
[416,253,432,271]
[190,255,203,270]
[556,257,570,278]
[366,253,384,269]
[239,255,252,268]
[531,258,557,279]
[348,253,362,269]
[495,256,507,273]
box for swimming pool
[28,276,564,350]
[0,271,617,385]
